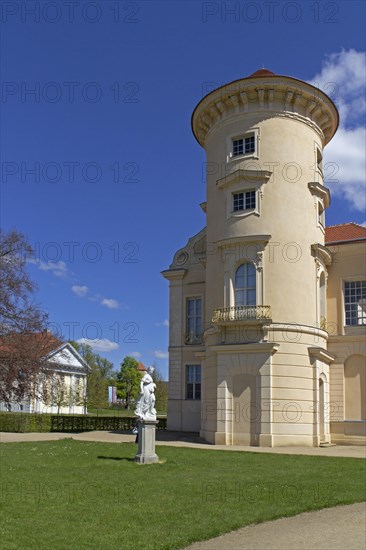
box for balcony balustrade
[212,305,272,324]
[184,333,203,345]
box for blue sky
[1,1,365,378]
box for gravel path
[185,503,366,550]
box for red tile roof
[0,330,62,353]
[250,68,276,77]
[325,223,366,244]
[0,331,62,354]
[136,362,147,372]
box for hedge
[0,412,53,433]
[0,412,167,433]
[50,415,167,432]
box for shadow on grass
[97,455,135,462]
[109,429,204,443]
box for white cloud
[324,126,366,212]
[309,50,366,213]
[310,49,366,127]
[156,319,169,327]
[131,351,142,359]
[101,298,120,309]
[70,286,123,310]
[37,260,68,277]
[76,338,119,352]
[154,350,168,359]
[72,285,88,297]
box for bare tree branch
[0,229,52,404]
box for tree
[86,363,108,410]
[0,229,48,334]
[70,341,111,410]
[53,374,71,415]
[95,355,115,380]
[151,364,168,414]
[72,376,86,411]
[117,356,142,410]
[0,229,50,404]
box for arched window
[235,263,256,306]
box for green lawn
[0,441,365,550]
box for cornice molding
[211,342,279,354]
[308,181,330,208]
[311,243,333,266]
[217,235,272,248]
[217,169,272,189]
[161,268,187,281]
[192,77,338,148]
[308,346,335,364]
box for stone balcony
[212,305,272,325]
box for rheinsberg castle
[162,68,365,447]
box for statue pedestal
[134,419,159,464]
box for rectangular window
[186,365,201,400]
[344,281,366,326]
[186,297,202,344]
[317,147,323,174]
[233,190,255,212]
[318,202,325,226]
[232,135,255,157]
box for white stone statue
[134,366,157,421]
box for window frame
[226,181,261,220]
[185,296,203,345]
[317,200,325,229]
[344,280,366,327]
[316,146,323,177]
[185,364,201,400]
[232,189,256,213]
[226,128,259,163]
[232,134,255,157]
[234,262,257,307]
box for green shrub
[50,415,167,432]
[0,412,52,433]
[0,412,167,433]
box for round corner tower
[189,68,339,447]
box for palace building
[162,68,366,447]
